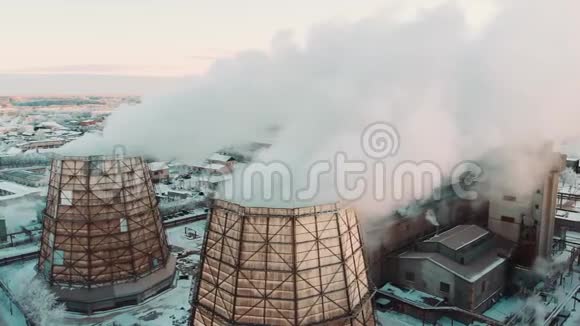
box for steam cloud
[60,0,580,217]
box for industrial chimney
[192,199,376,325]
[38,155,176,313]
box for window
[535,204,540,210]
[481,280,487,293]
[60,190,73,206]
[405,272,415,282]
[503,195,517,202]
[440,282,450,293]
[53,250,65,265]
[120,218,128,232]
[501,216,515,223]
[48,233,55,248]
[152,258,159,268]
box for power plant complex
[1,146,579,326]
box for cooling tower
[38,156,176,313]
[192,200,375,326]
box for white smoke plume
[425,209,440,227]
[60,0,580,217]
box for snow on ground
[376,310,423,326]
[0,259,37,287]
[0,260,37,326]
[64,278,193,326]
[483,296,525,322]
[166,219,206,252]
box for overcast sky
[0,0,497,93]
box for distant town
[0,95,140,156]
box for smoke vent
[192,199,375,326]
[38,156,175,313]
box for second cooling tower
[192,199,376,326]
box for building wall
[396,258,457,305]
[394,258,506,312]
[488,194,531,242]
[488,155,564,260]
[150,168,169,183]
[454,261,507,313]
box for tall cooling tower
[38,156,176,313]
[192,200,375,326]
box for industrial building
[37,155,176,313]
[192,199,375,326]
[388,225,514,313]
[148,161,170,183]
[487,151,566,265]
[18,138,67,151]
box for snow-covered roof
[399,250,506,283]
[208,153,234,163]
[203,163,226,170]
[378,283,444,308]
[149,162,169,171]
[39,121,65,130]
[425,225,489,251]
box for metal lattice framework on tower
[38,156,170,288]
[192,200,375,326]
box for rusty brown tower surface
[192,199,376,326]
[38,155,171,288]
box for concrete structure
[38,155,175,313]
[388,225,513,313]
[192,200,375,326]
[488,151,566,265]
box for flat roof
[425,225,489,251]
